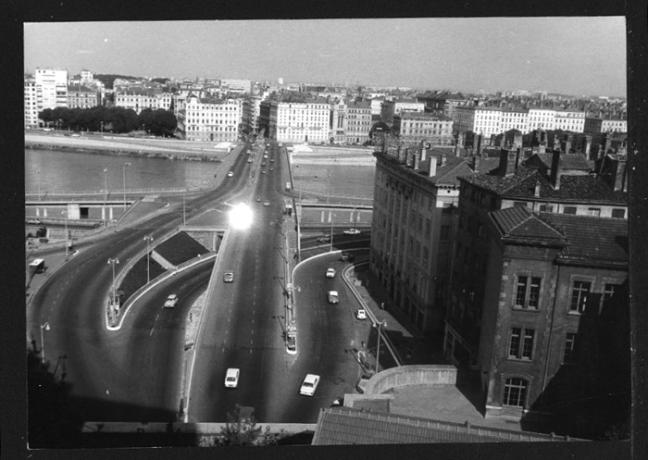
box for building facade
[184,95,245,142]
[114,88,173,114]
[370,147,473,333]
[24,77,41,128]
[398,112,454,146]
[601,119,627,133]
[34,68,68,110]
[554,110,585,133]
[527,109,556,131]
[345,100,372,144]
[67,84,100,109]
[274,100,330,143]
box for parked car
[343,228,360,235]
[326,268,336,278]
[299,374,320,396]
[327,290,339,304]
[223,272,234,283]
[356,308,367,320]
[164,294,178,308]
[224,368,240,388]
[227,171,234,177]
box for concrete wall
[364,365,457,395]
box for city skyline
[24,17,626,98]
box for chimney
[413,151,420,170]
[441,154,447,167]
[515,148,521,172]
[472,155,480,173]
[498,148,513,176]
[428,155,438,177]
[534,180,541,198]
[421,147,427,162]
[614,158,628,192]
[405,149,414,167]
[550,149,561,189]
[476,134,482,157]
[398,146,406,163]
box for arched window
[503,377,528,407]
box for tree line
[38,106,178,137]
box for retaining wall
[363,364,457,395]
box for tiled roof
[459,165,539,194]
[490,206,566,246]
[540,213,628,267]
[528,153,593,172]
[311,407,562,445]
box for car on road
[327,290,339,304]
[326,268,336,278]
[261,170,266,174]
[263,201,271,207]
[343,228,361,235]
[299,374,320,396]
[224,368,240,388]
[356,308,367,320]
[164,294,178,308]
[256,196,261,202]
[247,158,253,163]
[263,154,268,159]
[227,171,234,177]
[339,252,355,262]
[317,235,330,243]
[223,272,234,283]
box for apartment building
[67,84,100,109]
[370,147,473,333]
[393,99,425,115]
[554,110,585,133]
[399,112,454,146]
[114,88,173,114]
[24,77,41,128]
[35,68,68,110]
[345,100,372,144]
[601,119,627,133]
[330,99,347,144]
[499,108,528,133]
[527,109,556,131]
[272,99,330,143]
[184,94,246,142]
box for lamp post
[143,235,154,283]
[103,167,109,226]
[107,257,120,307]
[122,162,131,212]
[375,320,387,374]
[61,209,69,259]
[40,321,50,364]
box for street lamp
[107,257,120,307]
[40,321,50,364]
[103,167,109,226]
[143,235,154,283]
[122,162,131,212]
[61,209,69,259]
[374,320,387,374]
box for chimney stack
[428,155,438,177]
[472,155,480,173]
[421,147,427,162]
[413,151,420,170]
[550,149,561,189]
[614,158,628,192]
[534,180,541,198]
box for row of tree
[38,107,178,137]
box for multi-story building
[527,108,556,131]
[499,108,528,133]
[67,84,100,109]
[370,98,384,116]
[330,99,347,144]
[345,100,372,144]
[184,94,245,142]
[272,99,330,143]
[601,118,627,133]
[114,88,173,114]
[220,78,252,94]
[398,112,454,146]
[24,77,41,128]
[453,106,503,139]
[554,110,585,133]
[80,69,94,84]
[370,147,474,332]
[35,68,68,110]
[445,148,627,380]
[393,99,425,115]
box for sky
[24,18,627,97]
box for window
[509,327,535,360]
[570,280,591,313]
[587,207,601,217]
[563,332,577,364]
[539,204,553,212]
[563,206,577,215]
[612,208,626,219]
[514,276,541,309]
[503,377,528,407]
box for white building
[275,101,330,143]
[601,119,627,133]
[346,100,372,144]
[370,98,384,116]
[24,78,41,128]
[527,108,556,131]
[554,110,585,132]
[35,68,68,110]
[499,108,528,133]
[184,95,244,142]
[399,112,454,145]
[80,69,94,84]
[394,99,425,115]
[330,99,347,143]
[115,89,173,114]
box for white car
[299,374,320,396]
[224,368,240,388]
[223,272,234,283]
[327,290,339,304]
[343,228,361,235]
[164,294,178,308]
[356,308,367,320]
[326,268,336,278]
[227,171,234,177]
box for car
[224,368,240,388]
[263,154,268,159]
[227,171,234,177]
[269,167,274,171]
[299,374,320,396]
[270,158,275,163]
[317,235,331,243]
[261,170,266,174]
[326,268,336,278]
[327,290,339,304]
[356,308,367,320]
[223,272,234,283]
[339,252,355,262]
[256,196,261,202]
[247,158,253,163]
[164,294,178,308]
[343,228,361,235]
[263,201,271,207]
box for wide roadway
[188,142,371,423]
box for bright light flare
[228,203,253,230]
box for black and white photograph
[10,5,647,458]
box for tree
[217,405,276,446]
